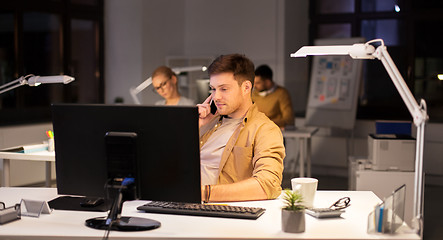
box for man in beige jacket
[252,64,294,129]
[197,54,285,202]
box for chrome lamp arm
[0,75,30,95]
[0,74,75,95]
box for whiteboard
[305,38,365,130]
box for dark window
[361,0,403,13]
[0,11,15,105]
[310,0,443,122]
[315,0,355,14]
[71,0,99,6]
[414,21,443,121]
[318,23,352,38]
[70,19,102,103]
[0,0,104,126]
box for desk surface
[282,127,319,138]
[0,188,419,240]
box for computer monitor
[51,104,202,207]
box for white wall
[140,0,186,104]
[104,0,143,104]
[284,0,310,113]
[183,0,283,83]
[105,0,309,110]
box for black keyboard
[137,201,266,220]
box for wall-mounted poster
[305,38,365,129]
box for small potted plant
[281,189,306,233]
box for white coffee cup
[291,177,318,209]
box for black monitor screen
[51,104,201,204]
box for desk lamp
[0,74,75,95]
[291,39,428,236]
[129,65,207,104]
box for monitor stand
[85,186,160,231]
[85,216,160,231]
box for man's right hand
[197,94,217,128]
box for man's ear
[242,80,252,95]
[265,78,273,88]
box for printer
[368,134,415,171]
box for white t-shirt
[200,117,243,185]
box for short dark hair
[207,54,255,86]
[255,65,273,81]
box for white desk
[0,150,55,187]
[283,127,318,177]
[0,187,419,240]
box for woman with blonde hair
[152,66,195,106]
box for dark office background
[0,0,443,125]
[1,0,442,239]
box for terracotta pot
[281,209,305,233]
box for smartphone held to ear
[210,100,217,115]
